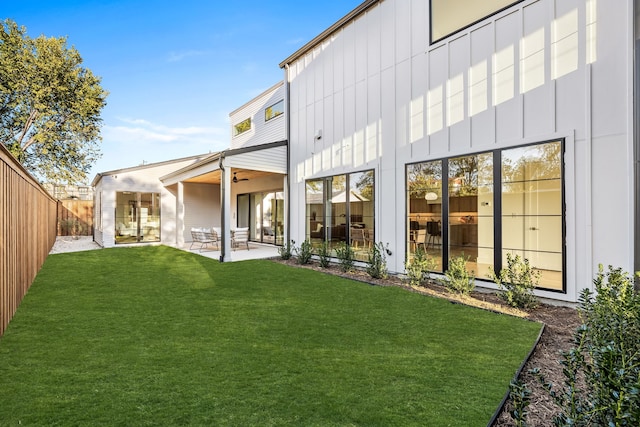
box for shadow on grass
[0,246,542,426]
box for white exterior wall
[287,0,635,302]
[230,82,286,150]
[182,183,221,242]
[95,159,200,248]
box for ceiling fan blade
[233,172,249,183]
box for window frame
[233,117,252,137]
[265,100,284,122]
[429,0,524,44]
[305,170,375,258]
[406,139,565,293]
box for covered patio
[160,141,288,262]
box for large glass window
[449,153,494,279]
[502,142,563,290]
[406,140,563,291]
[407,161,443,271]
[306,170,375,260]
[115,192,160,244]
[430,0,523,43]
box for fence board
[0,144,57,337]
[57,200,93,236]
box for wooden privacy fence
[0,144,58,337]
[58,199,93,236]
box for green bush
[278,240,294,260]
[491,253,539,309]
[294,239,313,265]
[404,247,436,287]
[366,242,388,279]
[334,242,354,273]
[529,265,640,427]
[317,241,331,268]
[508,379,531,427]
[440,255,475,295]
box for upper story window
[430,0,523,43]
[233,118,251,137]
[265,100,284,122]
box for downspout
[219,151,227,262]
[284,64,291,246]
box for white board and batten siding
[285,0,635,303]
[230,82,286,150]
[224,144,288,174]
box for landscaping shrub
[334,242,354,272]
[317,240,331,268]
[404,247,436,287]
[440,254,475,295]
[278,240,294,260]
[366,242,388,279]
[491,252,539,309]
[294,239,313,265]
[524,265,640,426]
[508,379,531,427]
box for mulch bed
[272,257,581,426]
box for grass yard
[0,246,541,426]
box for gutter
[284,64,291,247]
[218,151,227,262]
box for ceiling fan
[233,172,248,183]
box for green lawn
[0,246,541,426]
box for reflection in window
[449,153,494,279]
[306,170,375,261]
[407,161,443,272]
[233,118,251,137]
[265,100,284,122]
[246,191,285,245]
[115,192,160,244]
[502,141,563,290]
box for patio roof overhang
[160,141,288,186]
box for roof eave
[278,0,379,68]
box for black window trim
[429,0,525,45]
[405,138,566,293]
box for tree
[0,19,107,183]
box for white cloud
[167,50,208,62]
[102,117,227,145]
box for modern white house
[92,82,287,261]
[280,0,638,303]
[93,0,640,303]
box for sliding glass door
[238,191,285,245]
[115,192,160,244]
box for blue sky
[4,0,363,183]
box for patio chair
[232,227,250,251]
[190,227,219,252]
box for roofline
[278,0,379,68]
[159,152,222,181]
[158,140,287,183]
[90,153,210,186]
[225,139,287,157]
[228,81,285,117]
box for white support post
[176,181,185,248]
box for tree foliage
[0,19,107,183]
